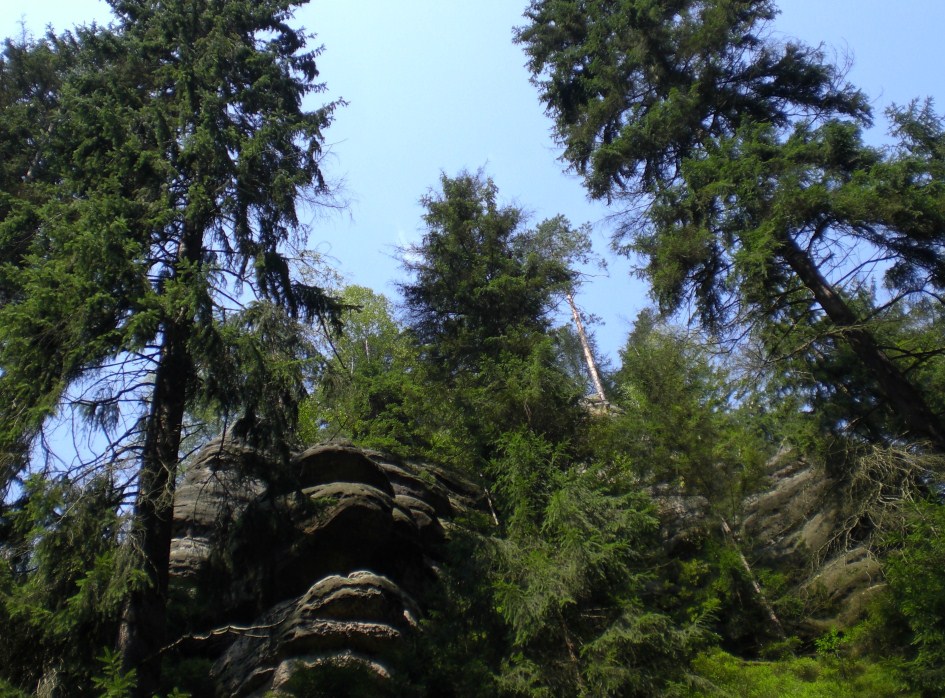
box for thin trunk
[720,517,786,640]
[566,289,606,402]
[780,236,945,450]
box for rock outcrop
[740,449,882,633]
[647,447,886,640]
[169,438,485,696]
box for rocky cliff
[168,438,486,697]
[740,449,883,633]
[650,447,884,643]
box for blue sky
[3,1,944,367]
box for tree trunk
[719,517,785,640]
[117,318,191,697]
[557,607,587,694]
[779,235,945,450]
[118,224,200,697]
[566,289,607,403]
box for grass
[681,648,916,698]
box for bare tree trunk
[720,517,786,640]
[566,289,606,402]
[780,235,945,450]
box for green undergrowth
[681,649,915,698]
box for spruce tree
[0,1,339,693]
[517,0,945,449]
[397,173,704,695]
[401,171,571,378]
[399,171,584,457]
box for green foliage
[4,5,943,694]
[202,301,323,456]
[0,474,128,693]
[0,0,343,479]
[525,215,609,397]
[526,216,597,282]
[0,679,27,698]
[883,501,945,695]
[681,649,914,697]
[392,522,504,697]
[299,286,428,452]
[516,0,868,197]
[490,432,705,696]
[518,0,945,450]
[155,658,213,698]
[92,648,192,698]
[387,171,704,695]
[401,171,570,378]
[0,0,344,689]
[761,291,945,446]
[330,172,590,469]
[814,628,850,680]
[92,649,137,698]
[549,323,610,397]
[609,310,768,508]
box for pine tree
[528,216,608,402]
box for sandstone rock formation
[168,438,485,696]
[647,447,887,641]
[740,449,882,633]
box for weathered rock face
[644,447,885,640]
[741,449,836,564]
[169,438,485,697]
[648,484,711,555]
[739,449,882,633]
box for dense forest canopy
[1,1,945,697]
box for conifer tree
[517,0,945,449]
[397,173,703,695]
[528,216,608,402]
[0,2,340,693]
[299,285,430,452]
[400,171,585,456]
[401,171,571,377]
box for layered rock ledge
[169,438,485,696]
